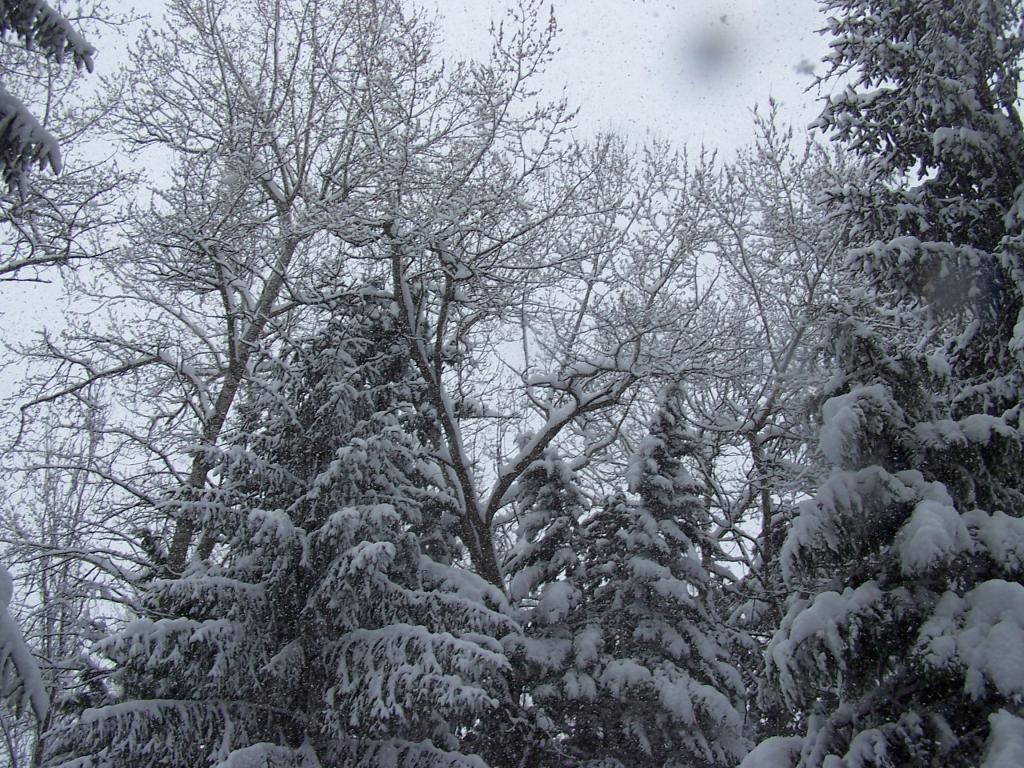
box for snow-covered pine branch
[0,0,94,190]
[0,564,47,725]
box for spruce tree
[505,446,587,623]
[47,298,516,767]
[747,1,1024,765]
[503,447,589,766]
[513,386,746,767]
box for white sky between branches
[429,0,830,154]
[0,0,830,400]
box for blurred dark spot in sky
[676,13,745,87]
[794,57,815,75]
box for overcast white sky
[429,0,831,153]
[1,0,832,389]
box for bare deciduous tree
[16,0,728,596]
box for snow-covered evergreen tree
[0,0,94,189]
[747,1,1024,765]
[506,446,587,623]
[47,297,518,767]
[502,446,589,765]
[513,386,747,767]
[0,563,47,731]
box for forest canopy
[1,0,1023,766]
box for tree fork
[167,236,298,572]
[388,231,506,591]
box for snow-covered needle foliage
[0,563,47,726]
[46,298,517,766]
[747,1,1024,766]
[0,0,94,189]
[507,386,747,767]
